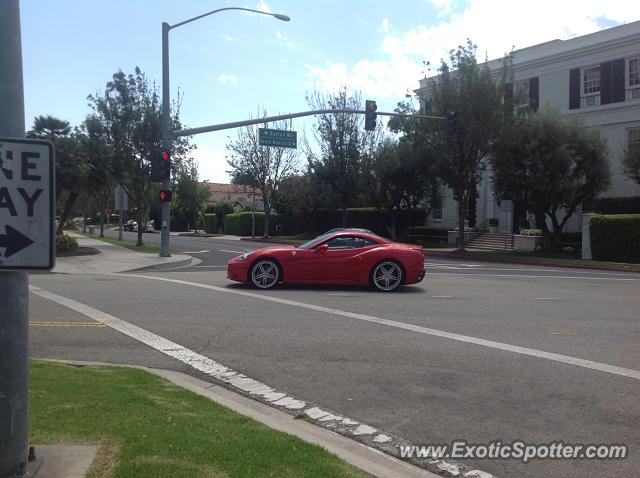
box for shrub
[223,212,293,236]
[202,213,217,234]
[519,228,542,236]
[590,214,640,263]
[592,196,640,215]
[408,226,449,237]
[56,233,78,252]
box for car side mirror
[315,244,328,254]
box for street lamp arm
[170,7,290,30]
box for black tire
[370,260,403,291]
[249,259,281,289]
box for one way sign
[0,137,55,270]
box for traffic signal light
[159,149,171,180]
[364,100,377,131]
[159,190,173,202]
[447,110,458,138]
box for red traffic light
[368,102,377,112]
[161,150,170,161]
[159,190,173,202]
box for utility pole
[0,1,29,476]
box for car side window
[326,236,377,250]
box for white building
[418,21,640,231]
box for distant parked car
[132,220,155,233]
[124,219,137,231]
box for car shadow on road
[225,283,426,294]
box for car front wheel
[371,261,403,291]
[249,259,281,289]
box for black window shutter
[612,58,625,103]
[601,61,613,104]
[569,68,580,109]
[529,77,539,111]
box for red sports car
[227,228,426,291]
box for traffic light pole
[0,1,29,476]
[160,22,171,257]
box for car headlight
[237,252,253,260]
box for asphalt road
[28,232,640,478]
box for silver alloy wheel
[372,261,403,291]
[250,260,280,289]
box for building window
[431,208,443,222]
[582,66,600,95]
[629,58,640,87]
[514,80,530,108]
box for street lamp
[160,7,290,257]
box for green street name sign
[258,128,297,149]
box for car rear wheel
[249,259,281,289]
[371,261,403,291]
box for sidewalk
[52,232,192,274]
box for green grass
[78,232,166,255]
[29,361,367,478]
[448,250,640,271]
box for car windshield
[297,231,335,250]
[297,229,387,250]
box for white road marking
[183,250,209,254]
[427,272,640,281]
[120,273,640,381]
[192,265,227,268]
[28,284,430,469]
[219,249,245,254]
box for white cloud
[218,74,238,85]
[257,0,272,14]
[304,0,640,103]
[276,29,283,40]
[219,34,235,43]
[191,144,231,183]
[379,18,391,33]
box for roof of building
[201,182,259,195]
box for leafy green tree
[79,115,115,237]
[27,115,86,235]
[305,87,381,227]
[170,156,209,233]
[492,110,610,249]
[366,139,440,239]
[88,68,194,246]
[622,142,640,185]
[214,200,235,233]
[418,41,509,250]
[226,111,299,238]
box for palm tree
[28,115,87,234]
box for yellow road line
[29,321,107,328]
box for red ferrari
[227,228,426,291]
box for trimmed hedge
[592,196,640,215]
[408,226,449,237]
[223,212,294,236]
[307,208,424,237]
[590,214,640,263]
[202,213,217,234]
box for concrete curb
[40,359,440,478]
[425,250,640,273]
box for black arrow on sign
[0,225,35,258]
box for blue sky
[20,0,638,183]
